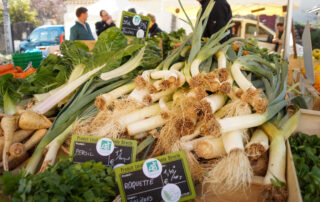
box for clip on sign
[115,151,196,202]
[120,11,150,38]
[69,135,137,168]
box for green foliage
[19,54,71,95]
[0,160,117,202]
[311,29,320,50]
[0,0,38,25]
[158,28,186,58]
[0,73,23,108]
[289,132,320,202]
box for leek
[26,77,132,174]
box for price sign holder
[120,11,150,38]
[70,135,137,168]
[115,151,196,202]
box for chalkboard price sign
[120,11,150,38]
[115,151,196,202]
[70,135,137,168]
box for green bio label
[70,135,137,168]
[115,151,196,202]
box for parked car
[233,18,303,56]
[19,25,64,53]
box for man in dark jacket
[147,14,162,37]
[95,10,116,36]
[70,7,94,41]
[198,0,232,42]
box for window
[49,30,59,42]
[245,23,271,42]
[29,30,40,42]
[39,31,49,41]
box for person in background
[95,10,115,36]
[128,8,137,13]
[273,22,284,53]
[197,0,232,42]
[147,14,162,37]
[70,7,94,41]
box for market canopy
[166,0,302,19]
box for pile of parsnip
[0,110,51,173]
[68,1,300,201]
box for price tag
[115,151,196,202]
[70,135,137,168]
[120,11,150,38]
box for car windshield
[28,28,62,42]
[29,30,40,42]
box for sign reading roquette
[70,135,137,168]
[115,151,196,202]
[120,11,150,38]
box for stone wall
[0,22,35,53]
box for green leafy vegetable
[289,132,320,202]
[1,160,117,202]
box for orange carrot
[16,66,23,73]
[0,64,14,74]
[0,69,19,76]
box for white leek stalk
[127,115,166,135]
[95,82,135,110]
[245,129,269,158]
[117,103,161,126]
[33,64,106,114]
[231,61,256,91]
[170,62,185,71]
[261,111,300,185]
[40,123,74,172]
[100,47,145,80]
[193,136,226,159]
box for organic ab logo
[146,160,159,173]
[143,158,162,178]
[96,138,114,156]
[132,15,141,26]
[100,140,112,150]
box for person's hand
[272,39,279,44]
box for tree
[0,0,38,25]
[31,0,66,24]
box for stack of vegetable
[36,0,298,200]
[290,132,320,202]
[0,0,302,201]
[0,110,51,173]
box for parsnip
[19,110,52,130]
[1,115,19,171]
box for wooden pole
[291,20,297,58]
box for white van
[232,18,303,56]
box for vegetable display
[0,0,305,201]
[290,132,320,202]
[1,160,117,202]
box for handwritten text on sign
[70,135,137,168]
[120,11,150,38]
[115,151,196,202]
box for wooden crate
[195,142,302,202]
[287,109,320,202]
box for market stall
[0,0,319,202]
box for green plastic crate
[12,53,43,70]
